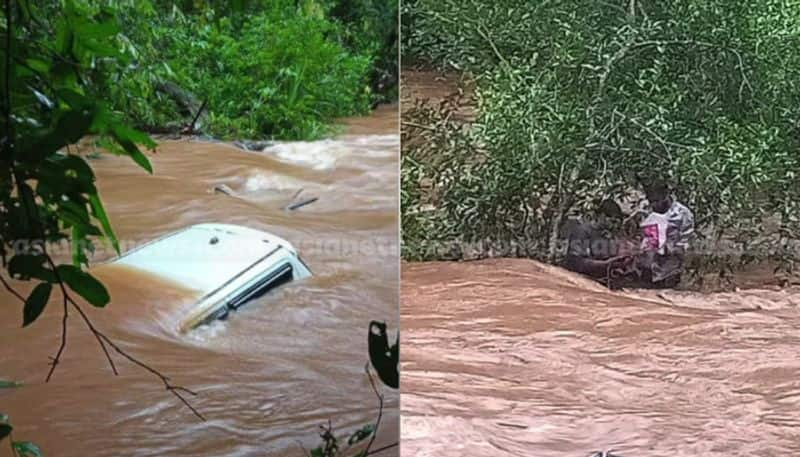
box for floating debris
[590,451,621,457]
[233,140,274,151]
[496,422,527,429]
[286,196,318,211]
[212,184,236,197]
[282,188,318,211]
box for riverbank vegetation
[15,0,397,141]
[113,0,398,139]
[401,0,800,282]
[2,0,397,451]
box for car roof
[114,223,299,294]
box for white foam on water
[263,135,399,170]
[185,318,229,343]
[242,172,301,192]
[264,139,348,170]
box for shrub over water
[402,0,800,277]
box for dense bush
[402,0,800,275]
[106,0,396,139]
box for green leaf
[59,199,90,224]
[77,18,120,41]
[23,283,52,327]
[24,58,49,74]
[8,255,55,282]
[0,380,22,389]
[107,123,155,174]
[114,137,153,174]
[89,194,119,254]
[54,17,75,55]
[71,225,88,266]
[56,265,110,307]
[0,424,12,441]
[37,159,97,196]
[347,424,375,445]
[112,123,156,149]
[12,441,43,457]
[18,108,96,162]
[55,108,97,146]
[57,155,95,181]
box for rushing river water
[0,104,399,457]
[401,258,800,457]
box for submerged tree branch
[362,363,385,457]
[1,269,204,421]
[0,274,24,302]
[364,442,398,456]
[41,252,118,382]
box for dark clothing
[563,199,693,290]
[608,263,681,290]
[563,218,679,289]
[563,219,619,279]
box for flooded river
[0,105,399,456]
[401,258,800,457]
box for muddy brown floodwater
[0,104,399,457]
[402,258,800,457]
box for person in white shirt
[634,180,694,288]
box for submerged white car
[112,223,311,331]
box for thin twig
[69,292,203,420]
[401,121,436,131]
[289,188,304,202]
[9,431,20,457]
[286,197,318,211]
[295,441,311,457]
[43,253,117,382]
[0,274,25,302]
[476,23,509,68]
[187,99,208,133]
[2,263,203,421]
[362,363,384,457]
[91,312,205,421]
[364,442,398,456]
[46,290,69,381]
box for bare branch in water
[1,257,205,421]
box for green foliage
[23,283,51,327]
[308,321,397,457]
[107,0,396,140]
[308,419,376,457]
[1,0,153,325]
[327,0,399,103]
[347,424,375,446]
[1,382,42,456]
[402,0,800,274]
[56,264,110,307]
[1,417,43,456]
[13,441,43,457]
